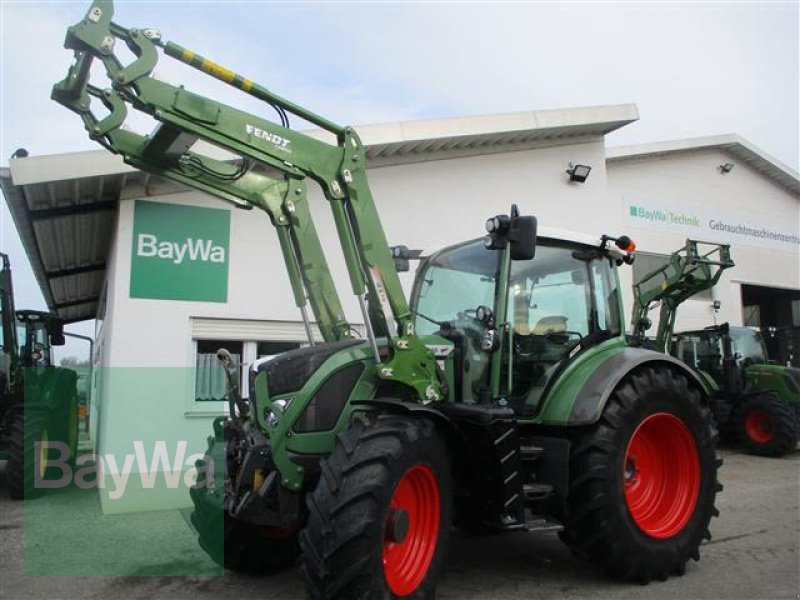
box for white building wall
[607,148,800,334]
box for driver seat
[531,316,568,335]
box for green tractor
[0,254,80,499]
[629,238,799,457]
[54,2,722,594]
[673,324,800,457]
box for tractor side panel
[537,346,710,426]
[744,364,800,406]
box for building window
[195,339,243,402]
[193,339,304,403]
[743,305,761,328]
[188,318,329,412]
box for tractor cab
[15,310,66,369]
[672,324,768,390]
[412,231,625,414]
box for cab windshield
[413,241,499,335]
[729,327,768,364]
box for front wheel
[6,409,56,500]
[736,392,798,457]
[300,414,453,599]
[561,366,721,583]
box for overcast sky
[0,0,798,355]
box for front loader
[53,2,722,595]
[630,239,734,352]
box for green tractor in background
[630,239,799,457]
[673,324,800,456]
[54,2,723,595]
[0,254,80,499]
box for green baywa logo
[137,234,226,265]
[629,204,699,227]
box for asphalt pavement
[0,445,797,599]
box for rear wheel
[561,366,721,583]
[736,392,798,457]
[300,414,452,599]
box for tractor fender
[351,398,470,456]
[565,347,710,426]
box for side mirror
[485,205,537,260]
[510,215,537,261]
[390,245,424,273]
[47,319,66,346]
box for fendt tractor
[631,239,799,457]
[673,324,800,457]
[54,2,722,596]
[0,254,80,499]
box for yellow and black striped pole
[163,42,345,135]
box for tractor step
[436,403,525,525]
[524,517,564,533]
[523,483,555,499]
[520,444,545,462]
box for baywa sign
[624,197,800,252]
[130,200,230,302]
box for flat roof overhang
[607,134,800,196]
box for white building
[2,104,798,513]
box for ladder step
[520,444,545,461]
[524,517,564,533]
[523,483,554,498]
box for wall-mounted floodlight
[719,162,734,174]
[712,300,722,312]
[566,163,592,183]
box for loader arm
[631,239,734,352]
[52,0,442,403]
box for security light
[566,163,592,183]
[719,163,734,174]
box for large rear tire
[736,392,798,457]
[300,414,452,599]
[189,437,300,573]
[6,409,52,500]
[561,366,721,583]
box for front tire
[7,409,53,500]
[561,366,721,583]
[300,414,453,599]
[736,392,798,457]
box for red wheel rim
[745,409,774,443]
[383,464,440,596]
[623,412,700,539]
